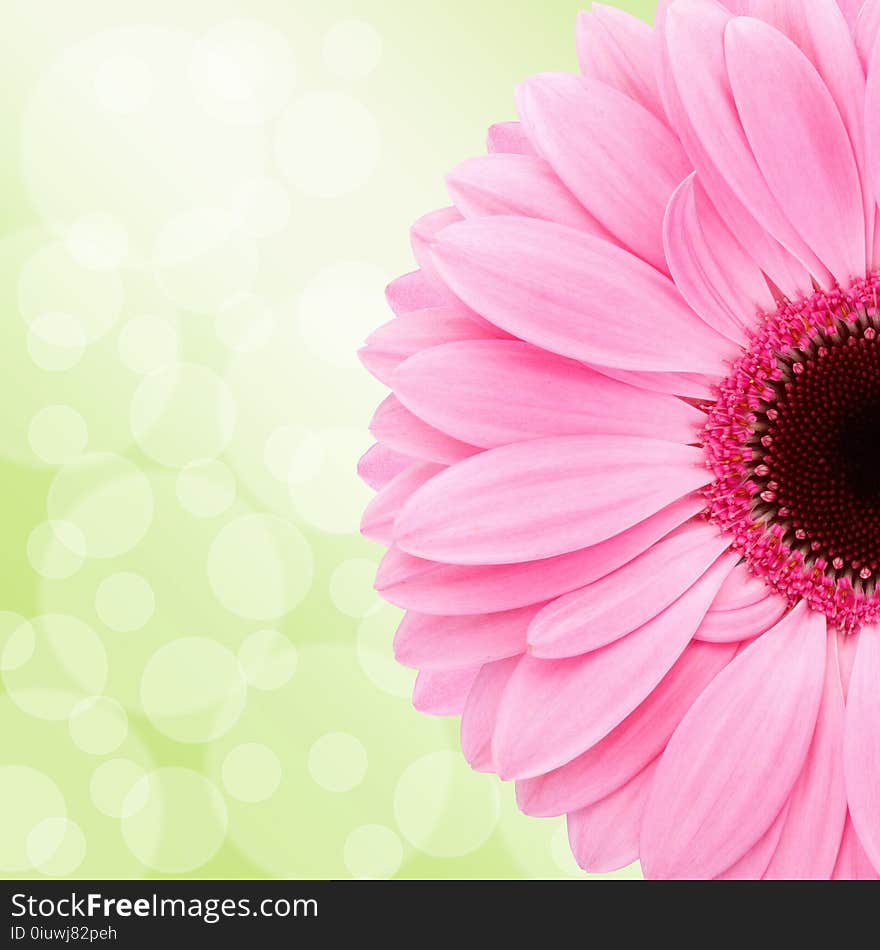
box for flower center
[704,275,880,632]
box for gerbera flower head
[359,0,880,879]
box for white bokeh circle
[26,521,86,580]
[26,817,87,876]
[18,241,123,344]
[176,460,236,518]
[356,603,415,698]
[330,558,380,618]
[394,751,501,858]
[289,428,373,534]
[221,743,282,803]
[65,213,129,271]
[95,572,156,633]
[344,824,403,879]
[207,513,313,620]
[68,696,128,755]
[297,261,389,369]
[90,758,147,818]
[140,637,246,743]
[121,767,227,873]
[275,91,380,198]
[117,315,178,375]
[47,453,154,558]
[307,732,368,793]
[3,614,108,721]
[130,363,236,468]
[237,629,298,691]
[22,27,267,260]
[216,294,276,353]
[264,425,322,485]
[189,19,296,125]
[28,405,89,465]
[153,208,259,314]
[0,611,32,673]
[323,20,382,81]
[26,312,87,372]
[94,53,154,114]
[0,765,66,872]
[226,177,291,239]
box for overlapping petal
[392,340,704,448]
[360,0,880,881]
[640,603,826,879]
[516,638,737,817]
[843,626,880,871]
[394,435,712,565]
[516,73,688,272]
[527,520,731,657]
[575,5,664,119]
[376,495,705,614]
[491,554,737,779]
[431,215,736,374]
[446,154,610,233]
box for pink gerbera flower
[359,0,880,879]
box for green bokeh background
[0,0,655,880]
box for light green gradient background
[0,0,655,880]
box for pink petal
[394,605,535,671]
[446,154,610,234]
[411,207,463,291]
[763,632,846,879]
[640,601,827,879]
[412,666,480,716]
[748,0,872,268]
[409,207,462,276]
[460,656,519,771]
[833,816,880,879]
[517,639,737,817]
[386,270,445,316]
[590,365,719,400]
[715,803,790,880]
[528,524,733,658]
[516,72,689,273]
[575,5,664,120]
[492,555,736,780]
[664,0,829,288]
[376,495,705,614]
[392,340,705,449]
[360,306,502,386]
[843,625,880,872]
[856,1,880,69]
[725,16,865,285]
[653,0,678,115]
[838,628,858,699]
[361,462,443,544]
[357,442,414,491]
[567,762,658,873]
[486,121,536,156]
[653,5,812,301]
[865,26,880,221]
[657,0,751,17]
[394,435,712,565]
[431,216,735,375]
[837,0,862,29]
[370,394,478,465]
[664,173,774,346]
[694,590,790,643]
[708,560,771,610]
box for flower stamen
[704,275,880,632]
